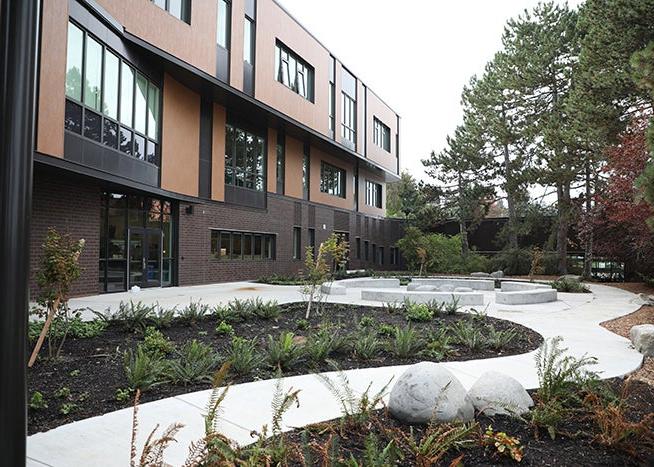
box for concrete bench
[500,281,552,292]
[338,278,400,288]
[321,282,347,295]
[409,278,495,291]
[361,289,484,306]
[495,289,557,305]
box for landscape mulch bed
[28,302,541,435]
[282,378,654,466]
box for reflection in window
[217,0,231,49]
[152,0,191,23]
[211,230,275,260]
[65,22,83,100]
[320,161,346,198]
[243,17,253,64]
[224,124,265,191]
[341,93,356,146]
[373,117,391,152]
[365,180,383,208]
[275,41,314,102]
[103,51,119,119]
[120,62,134,126]
[134,74,148,134]
[84,36,103,111]
[84,110,102,142]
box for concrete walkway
[27,282,644,467]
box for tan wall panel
[358,167,386,217]
[266,127,277,193]
[36,0,68,158]
[255,0,330,135]
[366,90,399,173]
[229,0,245,90]
[284,135,304,199]
[310,148,353,211]
[100,0,217,75]
[160,74,200,196]
[211,103,226,201]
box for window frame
[224,122,266,192]
[365,180,383,208]
[210,229,276,261]
[152,0,191,24]
[216,0,231,49]
[373,117,391,152]
[292,226,302,260]
[320,161,346,198]
[341,92,356,146]
[274,40,315,102]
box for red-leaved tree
[588,117,654,278]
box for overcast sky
[278,0,583,184]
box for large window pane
[243,18,253,63]
[103,51,119,119]
[64,100,82,133]
[84,110,102,142]
[119,127,133,155]
[103,119,119,148]
[134,134,146,160]
[65,22,84,101]
[120,63,134,126]
[134,73,148,134]
[217,0,230,48]
[84,36,103,111]
[147,83,160,140]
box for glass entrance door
[128,228,162,288]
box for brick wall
[30,170,101,299]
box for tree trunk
[556,181,571,275]
[583,164,593,279]
[28,297,61,367]
[459,219,470,257]
[503,143,519,250]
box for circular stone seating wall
[321,278,400,295]
[409,278,495,291]
[495,288,557,305]
[500,281,552,292]
[361,289,485,306]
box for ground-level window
[293,226,301,260]
[355,237,361,259]
[308,228,316,253]
[320,161,346,198]
[364,240,370,261]
[365,180,382,208]
[390,246,399,266]
[378,246,385,265]
[210,230,275,260]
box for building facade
[32,0,404,297]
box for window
[64,22,161,164]
[372,244,377,264]
[328,56,335,136]
[243,17,254,64]
[373,117,391,152]
[355,237,361,260]
[341,93,356,146]
[211,230,275,260]
[302,144,310,200]
[217,0,231,49]
[275,41,315,102]
[378,246,385,265]
[390,246,399,266]
[224,123,265,191]
[293,227,301,260]
[152,0,191,23]
[320,161,346,198]
[365,180,382,208]
[308,228,315,253]
[276,131,285,194]
[364,240,369,261]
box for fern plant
[352,330,382,360]
[178,300,209,325]
[226,336,263,376]
[390,325,425,358]
[115,301,157,334]
[448,320,487,351]
[123,345,166,391]
[266,331,304,370]
[402,422,478,466]
[485,325,517,350]
[165,339,219,386]
[252,298,282,320]
[305,326,344,364]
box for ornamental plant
[29,228,85,366]
[482,425,524,462]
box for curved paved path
[27,282,644,467]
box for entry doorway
[128,227,162,288]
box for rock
[454,287,473,293]
[416,285,438,291]
[439,284,455,292]
[292,335,307,346]
[470,272,490,278]
[467,371,534,416]
[558,274,581,282]
[130,285,141,293]
[638,293,654,306]
[389,362,474,424]
[490,270,504,279]
[630,324,654,357]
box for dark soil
[28,302,541,435]
[283,379,654,466]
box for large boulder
[467,371,533,416]
[470,272,490,278]
[630,324,654,357]
[439,284,455,292]
[490,270,505,279]
[454,287,473,293]
[558,274,581,282]
[407,283,438,291]
[389,362,474,424]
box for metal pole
[0,0,40,465]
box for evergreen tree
[385,171,422,221]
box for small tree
[28,228,85,366]
[301,233,348,320]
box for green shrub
[295,318,310,331]
[251,298,281,320]
[305,327,344,364]
[491,248,531,276]
[226,336,263,376]
[115,388,132,402]
[225,298,255,321]
[28,316,107,342]
[359,316,376,328]
[29,391,48,410]
[377,323,396,337]
[212,304,240,323]
[485,325,517,350]
[266,332,304,370]
[59,402,78,415]
[463,253,491,273]
[166,339,219,385]
[352,330,381,360]
[142,326,174,357]
[55,386,71,399]
[215,320,234,336]
[152,306,176,328]
[390,326,424,358]
[423,329,452,360]
[444,297,461,316]
[257,274,306,285]
[551,278,590,293]
[114,301,157,333]
[425,299,444,317]
[178,300,210,325]
[123,345,166,391]
[404,302,432,322]
[449,320,487,351]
